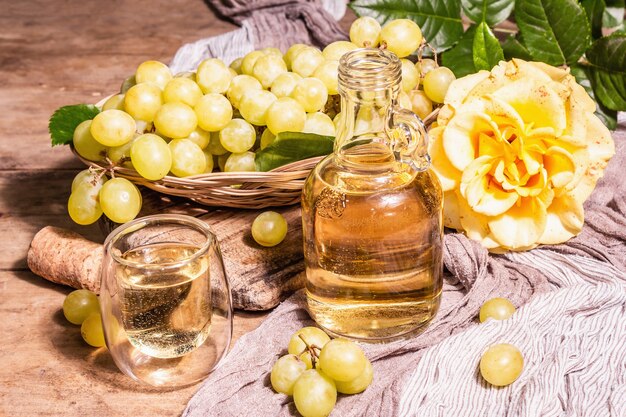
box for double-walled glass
[100,214,232,387]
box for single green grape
[217,153,231,171]
[227,75,262,109]
[423,66,456,104]
[196,58,232,94]
[408,90,433,120]
[291,77,328,113]
[123,82,163,122]
[102,94,125,111]
[251,211,288,247]
[120,75,136,94]
[68,182,103,225]
[261,47,283,57]
[300,351,314,370]
[322,41,358,61]
[203,149,215,173]
[270,354,307,395]
[380,19,423,58]
[208,131,228,156]
[71,169,107,193]
[63,289,100,325]
[284,44,308,70]
[266,97,306,135]
[81,313,106,348]
[73,120,107,161]
[224,151,256,172]
[241,50,266,76]
[107,138,136,168]
[229,57,243,74]
[401,58,420,92]
[312,60,340,95]
[479,298,516,322]
[480,343,524,386]
[318,338,366,382]
[270,72,302,98]
[135,60,172,89]
[90,109,136,147]
[130,133,172,180]
[239,90,277,126]
[335,358,374,394]
[169,139,207,177]
[195,93,233,132]
[290,47,325,78]
[163,77,203,107]
[397,91,412,110]
[183,127,211,150]
[153,102,198,139]
[252,54,288,89]
[303,112,335,136]
[349,16,381,47]
[99,177,142,224]
[260,128,276,150]
[415,58,437,77]
[292,369,337,417]
[219,118,256,153]
[288,327,331,356]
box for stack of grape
[68,17,457,226]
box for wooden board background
[0,1,354,415]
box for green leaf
[581,0,606,39]
[473,22,505,71]
[349,0,464,51]
[585,33,626,111]
[570,64,618,130]
[442,25,478,77]
[603,0,624,28]
[515,0,591,65]
[255,132,334,172]
[461,0,514,26]
[501,34,534,60]
[49,104,100,146]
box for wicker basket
[75,107,438,209]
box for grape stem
[298,334,322,367]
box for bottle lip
[338,48,402,92]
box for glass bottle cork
[301,48,443,342]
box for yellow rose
[429,59,615,252]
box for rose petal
[538,193,584,244]
[428,126,461,192]
[458,194,491,243]
[442,112,491,171]
[544,146,576,189]
[487,197,547,249]
[492,78,567,136]
[445,71,490,108]
[585,112,616,163]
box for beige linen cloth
[175,2,626,415]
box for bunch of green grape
[62,289,106,348]
[270,327,373,417]
[69,16,456,226]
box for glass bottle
[301,48,443,343]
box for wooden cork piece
[27,226,103,293]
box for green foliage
[349,0,464,51]
[49,104,100,146]
[349,0,625,127]
[255,132,334,171]
[461,0,514,26]
[473,22,504,71]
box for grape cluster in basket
[271,327,373,417]
[68,16,457,226]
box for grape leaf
[473,22,505,71]
[570,64,617,130]
[255,132,334,172]
[603,0,625,28]
[442,25,478,77]
[515,0,591,65]
[585,33,626,111]
[49,104,100,146]
[349,0,464,52]
[501,35,533,60]
[581,0,607,39]
[461,0,515,26]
